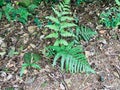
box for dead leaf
[28,26,37,34]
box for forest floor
[0,1,120,90]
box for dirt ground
[0,1,120,90]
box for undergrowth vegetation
[100,0,120,28]
[1,0,118,76]
[45,0,96,74]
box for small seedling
[20,52,41,76]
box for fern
[115,0,120,6]
[75,25,97,43]
[2,3,14,22]
[100,7,120,28]
[45,1,76,46]
[46,43,95,73]
[45,1,95,74]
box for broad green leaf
[60,16,74,21]
[31,63,41,69]
[20,63,29,77]
[61,22,77,29]
[45,25,59,31]
[46,33,58,38]
[32,53,41,62]
[46,16,60,24]
[23,52,32,63]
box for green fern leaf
[54,39,68,46]
[45,25,59,31]
[61,31,75,37]
[61,11,72,16]
[46,16,60,24]
[115,0,120,6]
[60,16,74,21]
[61,22,77,29]
[75,26,97,42]
[46,33,58,38]
[52,7,61,17]
[63,7,70,11]
[47,43,95,73]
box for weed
[20,52,41,76]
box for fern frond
[45,25,59,31]
[47,43,95,73]
[61,31,75,37]
[61,22,77,29]
[61,11,72,16]
[46,16,60,24]
[46,33,58,38]
[60,16,74,21]
[54,39,68,46]
[75,26,97,42]
[52,7,61,17]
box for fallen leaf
[28,26,37,34]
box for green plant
[15,7,31,24]
[45,1,95,74]
[100,7,120,28]
[115,0,120,5]
[45,1,76,46]
[8,47,19,57]
[0,0,5,7]
[2,3,15,22]
[20,52,41,76]
[76,0,86,5]
[74,26,97,43]
[46,42,95,73]
[34,17,42,28]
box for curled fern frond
[46,43,95,73]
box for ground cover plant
[0,0,120,90]
[20,52,41,76]
[45,0,96,73]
